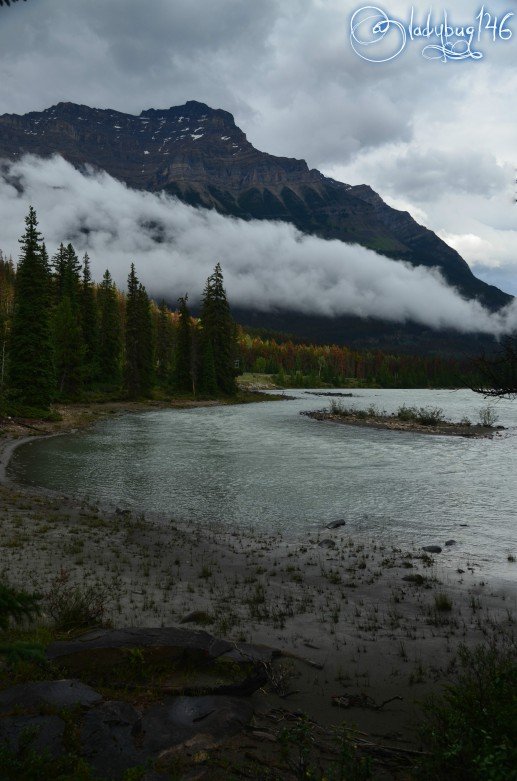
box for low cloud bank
[0,154,515,336]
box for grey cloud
[1,154,516,336]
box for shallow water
[8,389,517,581]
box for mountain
[0,100,511,352]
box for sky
[0,0,516,328]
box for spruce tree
[98,270,122,386]
[80,253,99,384]
[52,242,84,398]
[53,296,84,397]
[201,263,238,395]
[156,300,173,387]
[200,338,217,396]
[124,264,154,397]
[125,264,141,397]
[137,282,154,396]
[8,207,54,409]
[173,295,192,394]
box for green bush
[418,638,517,780]
[45,569,112,631]
[0,581,44,664]
[478,405,499,427]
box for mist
[0,154,515,336]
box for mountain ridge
[0,100,511,353]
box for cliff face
[0,100,511,325]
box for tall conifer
[98,270,122,386]
[173,295,192,394]
[201,263,238,395]
[80,253,99,383]
[8,207,54,408]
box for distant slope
[0,100,511,352]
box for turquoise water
[8,389,517,581]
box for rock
[81,700,144,779]
[0,714,64,758]
[180,610,213,626]
[326,519,346,529]
[422,545,442,554]
[141,696,253,754]
[46,627,234,663]
[318,539,336,549]
[0,680,102,713]
[445,539,457,546]
[221,642,280,665]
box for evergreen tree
[137,282,154,396]
[51,243,68,303]
[52,243,84,398]
[98,270,122,386]
[156,300,174,387]
[53,296,84,397]
[201,263,238,395]
[80,253,99,383]
[200,338,217,396]
[124,264,154,397]
[8,207,54,409]
[173,295,192,394]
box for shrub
[478,405,499,427]
[45,569,112,631]
[0,581,44,664]
[415,406,445,426]
[434,592,453,612]
[397,404,418,421]
[417,637,517,780]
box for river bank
[0,407,515,778]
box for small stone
[422,545,442,554]
[445,539,457,546]
[318,539,336,549]
[326,519,346,530]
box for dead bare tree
[472,336,517,399]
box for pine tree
[8,207,55,409]
[201,263,238,395]
[200,338,217,396]
[137,282,154,396]
[156,300,174,387]
[80,253,99,384]
[51,243,68,303]
[124,264,154,397]
[52,242,85,398]
[173,295,192,394]
[98,270,122,386]
[53,296,84,397]
[125,264,141,397]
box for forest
[0,208,475,417]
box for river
[7,389,517,582]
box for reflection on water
[8,389,517,581]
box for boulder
[0,714,64,758]
[81,700,143,778]
[422,545,442,554]
[0,680,102,713]
[445,539,457,546]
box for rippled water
[8,389,517,581]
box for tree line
[0,208,238,412]
[238,334,473,389]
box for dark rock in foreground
[0,627,274,780]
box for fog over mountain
[1,154,516,337]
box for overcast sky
[0,0,515,296]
